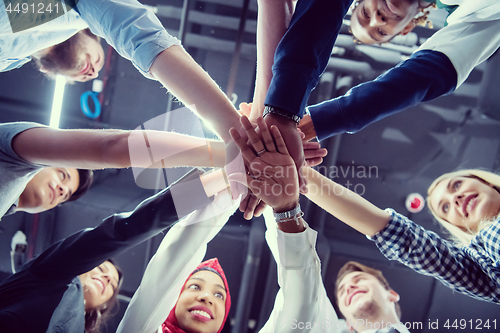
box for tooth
[191,310,210,318]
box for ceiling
[0,0,499,332]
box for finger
[304,145,328,160]
[238,102,251,117]
[239,193,250,213]
[240,116,266,155]
[297,127,306,139]
[305,157,324,167]
[256,117,277,153]
[302,141,321,150]
[253,200,268,217]
[269,125,290,156]
[243,194,260,220]
[229,127,258,162]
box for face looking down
[350,0,420,44]
[17,167,80,214]
[79,261,120,311]
[175,270,227,333]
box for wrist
[273,200,299,214]
[263,105,300,125]
[273,203,303,227]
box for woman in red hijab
[162,258,231,333]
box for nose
[454,193,465,208]
[197,292,214,305]
[56,183,70,199]
[87,65,99,79]
[102,273,111,285]
[370,10,385,26]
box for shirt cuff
[276,224,319,270]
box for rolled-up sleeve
[76,0,181,78]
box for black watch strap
[263,105,301,124]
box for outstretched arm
[11,126,226,170]
[308,50,457,141]
[150,46,241,143]
[302,167,390,237]
[250,0,295,121]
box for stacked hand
[228,116,299,213]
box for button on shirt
[372,209,500,304]
[0,0,181,77]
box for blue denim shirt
[0,0,180,77]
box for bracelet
[263,105,301,124]
[273,203,303,225]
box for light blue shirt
[0,0,180,77]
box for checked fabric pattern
[371,209,500,304]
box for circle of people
[0,0,499,332]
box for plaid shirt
[372,209,500,304]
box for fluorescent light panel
[49,75,66,128]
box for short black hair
[67,169,94,202]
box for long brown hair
[84,259,123,333]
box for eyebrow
[338,272,366,293]
[65,169,74,198]
[189,276,227,292]
[368,30,383,43]
[436,179,453,213]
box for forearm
[303,167,390,236]
[250,0,295,120]
[265,0,352,116]
[150,45,240,142]
[309,50,457,141]
[13,127,226,169]
[374,210,500,303]
[262,208,332,333]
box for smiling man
[31,28,104,82]
[350,0,429,44]
[335,261,408,333]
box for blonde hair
[427,169,500,246]
[412,3,436,29]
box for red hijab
[162,258,231,333]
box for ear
[388,289,400,302]
[399,21,416,35]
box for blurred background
[0,0,499,331]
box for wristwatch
[263,105,301,124]
[273,203,303,225]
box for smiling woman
[0,168,228,333]
[427,169,500,246]
[164,259,231,333]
